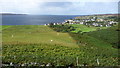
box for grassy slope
[86,26,118,47]
[69,24,118,48]
[2,25,78,47]
[2,25,118,66]
[0,25,13,30]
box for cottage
[65,20,73,23]
[80,22,84,24]
[91,19,95,21]
[53,23,57,25]
[100,25,103,27]
[44,24,47,26]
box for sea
[2,15,81,25]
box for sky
[0,0,119,15]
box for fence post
[76,57,79,66]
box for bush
[49,25,75,33]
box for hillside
[86,26,119,48]
[0,13,27,15]
[2,25,78,47]
[2,25,119,66]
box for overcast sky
[0,0,119,15]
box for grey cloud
[41,2,73,8]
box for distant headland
[0,13,27,15]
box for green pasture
[70,24,107,33]
[2,25,78,48]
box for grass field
[86,26,119,48]
[2,25,119,66]
[2,25,78,48]
[70,24,107,33]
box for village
[45,15,118,27]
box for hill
[2,25,119,66]
[0,13,27,15]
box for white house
[80,22,84,24]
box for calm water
[2,15,81,25]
